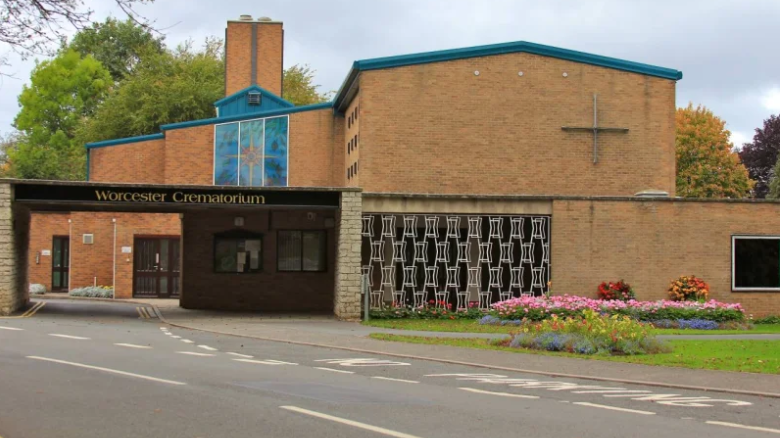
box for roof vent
[258,16,273,21]
[247,92,262,105]
[634,189,670,198]
[239,14,253,21]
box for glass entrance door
[133,237,180,298]
[51,236,69,291]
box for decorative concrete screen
[361,214,551,310]
[214,115,289,187]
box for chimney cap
[634,189,670,198]
[258,16,273,21]
[239,14,253,21]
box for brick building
[21,15,780,317]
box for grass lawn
[362,319,780,336]
[369,334,780,374]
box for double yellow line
[0,301,46,319]
[136,307,155,319]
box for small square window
[214,233,262,273]
[278,230,327,272]
[733,236,780,291]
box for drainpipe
[112,218,117,298]
[68,219,72,291]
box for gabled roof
[334,40,683,110]
[214,85,294,117]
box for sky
[1,0,778,148]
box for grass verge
[368,333,780,374]
[362,319,780,335]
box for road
[0,299,778,438]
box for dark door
[133,237,180,298]
[51,236,69,291]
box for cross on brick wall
[562,93,629,164]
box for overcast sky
[1,0,778,147]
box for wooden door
[133,237,180,298]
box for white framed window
[732,235,780,291]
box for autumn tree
[739,115,780,198]
[67,17,165,82]
[282,64,333,106]
[675,104,753,198]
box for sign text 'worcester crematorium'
[12,183,342,208]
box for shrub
[753,315,780,325]
[597,280,635,301]
[369,301,483,320]
[29,284,47,295]
[499,310,669,355]
[649,319,720,330]
[69,286,114,299]
[668,275,709,301]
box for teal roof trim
[161,101,334,131]
[213,85,294,108]
[85,133,165,150]
[335,40,683,109]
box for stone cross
[562,93,629,164]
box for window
[733,236,780,290]
[213,115,289,187]
[214,233,263,273]
[278,230,327,272]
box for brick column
[333,191,362,320]
[0,183,29,315]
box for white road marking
[314,358,410,367]
[371,376,419,384]
[574,402,655,415]
[197,345,217,351]
[171,336,181,339]
[315,367,355,374]
[459,387,539,399]
[176,351,215,357]
[164,333,173,336]
[159,327,168,331]
[114,343,152,349]
[26,356,185,386]
[227,352,254,359]
[233,359,298,366]
[706,421,780,434]
[49,334,90,340]
[280,406,423,438]
[0,326,23,331]
[181,339,194,344]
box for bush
[29,284,47,295]
[649,319,720,330]
[597,280,635,301]
[753,315,780,325]
[500,309,669,355]
[369,301,483,320]
[69,286,114,299]
[668,275,709,301]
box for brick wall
[89,139,165,183]
[344,94,361,187]
[28,212,70,291]
[225,20,283,96]
[163,125,214,185]
[180,208,336,311]
[289,109,344,187]
[551,199,780,316]
[357,52,676,196]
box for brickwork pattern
[28,212,70,291]
[89,139,165,183]
[289,109,344,187]
[551,199,780,317]
[164,125,214,185]
[0,184,29,315]
[358,52,676,196]
[255,23,283,96]
[334,191,363,319]
[180,209,336,311]
[344,93,361,187]
[225,21,283,96]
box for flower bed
[492,295,744,323]
[69,286,114,299]
[495,310,669,355]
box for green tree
[675,104,754,198]
[77,38,224,143]
[67,18,165,82]
[8,49,111,179]
[767,154,780,199]
[282,64,333,106]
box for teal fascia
[161,101,333,131]
[214,85,294,117]
[85,133,165,150]
[334,40,683,109]
[214,85,293,107]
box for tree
[767,154,780,199]
[0,0,156,63]
[8,49,111,179]
[282,64,333,106]
[675,104,753,198]
[67,17,165,82]
[76,38,224,143]
[739,115,780,198]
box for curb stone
[149,304,780,400]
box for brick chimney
[224,15,284,97]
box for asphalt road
[0,300,778,438]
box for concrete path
[150,305,780,397]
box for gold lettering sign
[95,190,265,205]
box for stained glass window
[213,115,289,187]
